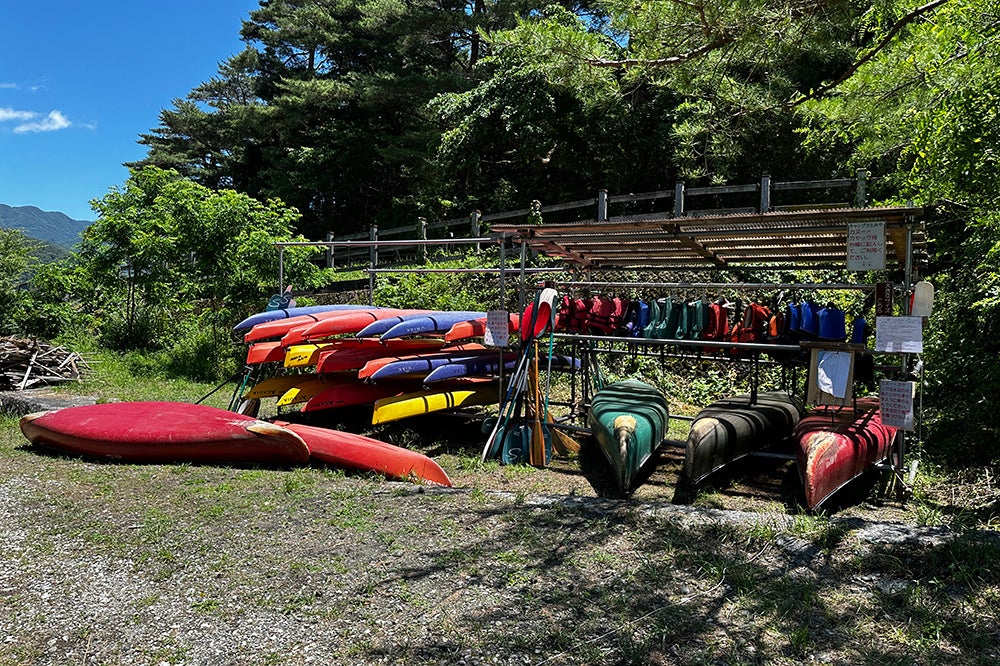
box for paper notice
[817,351,852,399]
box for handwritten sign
[847,221,886,271]
[484,310,510,348]
[875,282,894,316]
[880,379,915,430]
[874,316,923,353]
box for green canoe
[587,379,670,495]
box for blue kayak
[234,305,377,333]
[423,354,579,385]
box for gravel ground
[3,393,999,665]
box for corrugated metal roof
[490,206,925,269]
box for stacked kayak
[587,380,669,496]
[236,305,577,424]
[795,398,898,509]
[21,401,451,487]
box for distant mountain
[0,204,91,249]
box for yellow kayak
[243,375,313,400]
[283,343,335,368]
[371,381,500,425]
[276,377,347,407]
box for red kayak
[444,313,521,343]
[243,307,386,344]
[794,398,898,509]
[20,402,310,464]
[246,341,285,365]
[301,380,417,413]
[316,338,447,374]
[281,309,430,347]
[299,309,430,343]
[275,421,452,486]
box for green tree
[801,0,1000,464]
[0,228,38,334]
[79,167,318,370]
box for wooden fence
[303,171,870,269]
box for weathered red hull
[794,398,898,508]
[20,402,309,465]
[276,421,452,486]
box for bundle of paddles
[555,293,867,355]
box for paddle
[529,340,547,467]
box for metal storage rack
[490,182,927,494]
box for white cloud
[13,110,71,133]
[0,83,18,89]
[0,107,36,122]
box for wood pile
[0,337,89,391]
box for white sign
[847,221,886,271]
[816,351,852,399]
[880,380,915,431]
[874,316,923,353]
[484,310,510,347]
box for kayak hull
[316,339,447,374]
[795,398,898,509]
[371,380,500,424]
[587,380,669,495]
[277,421,451,487]
[20,402,309,464]
[378,311,488,341]
[683,392,803,486]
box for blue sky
[1,1,261,221]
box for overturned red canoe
[275,421,452,486]
[794,398,898,509]
[20,402,309,465]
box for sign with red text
[847,221,886,271]
[880,379,915,431]
[484,310,510,347]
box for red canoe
[316,338,447,374]
[444,313,521,343]
[794,398,898,509]
[275,421,452,486]
[243,307,386,344]
[20,402,310,464]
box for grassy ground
[2,355,999,664]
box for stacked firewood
[0,337,89,391]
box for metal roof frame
[490,206,925,270]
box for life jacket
[588,295,616,335]
[850,316,868,345]
[799,300,820,338]
[702,301,730,341]
[610,297,629,334]
[633,300,650,336]
[728,302,770,356]
[569,297,589,333]
[817,304,847,341]
[556,295,573,332]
